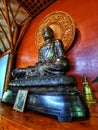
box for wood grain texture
[0,102,98,130]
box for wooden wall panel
[16,0,98,99]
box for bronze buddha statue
[12,27,70,79]
[2,26,90,122]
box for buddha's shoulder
[39,43,49,51]
[54,39,63,45]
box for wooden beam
[1,0,13,49]
[0,49,11,58]
[0,37,6,51]
[0,9,8,25]
[0,23,11,48]
[10,5,21,25]
[14,16,32,50]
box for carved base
[2,88,90,122]
[27,92,90,122]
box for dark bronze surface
[2,27,90,122]
[2,89,90,122]
[27,92,90,122]
[9,75,75,87]
[11,27,70,80]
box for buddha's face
[42,27,54,40]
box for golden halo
[35,11,76,51]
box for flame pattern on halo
[35,11,76,51]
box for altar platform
[0,102,98,130]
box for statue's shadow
[67,28,81,55]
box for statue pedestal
[2,75,90,122]
[27,91,90,122]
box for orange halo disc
[35,11,76,51]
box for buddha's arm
[54,40,65,58]
[38,48,45,62]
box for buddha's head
[42,26,54,40]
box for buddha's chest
[39,43,55,60]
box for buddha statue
[2,26,90,122]
[12,26,70,79]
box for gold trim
[35,11,76,51]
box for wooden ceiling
[17,0,56,18]
[0,0,55,58]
